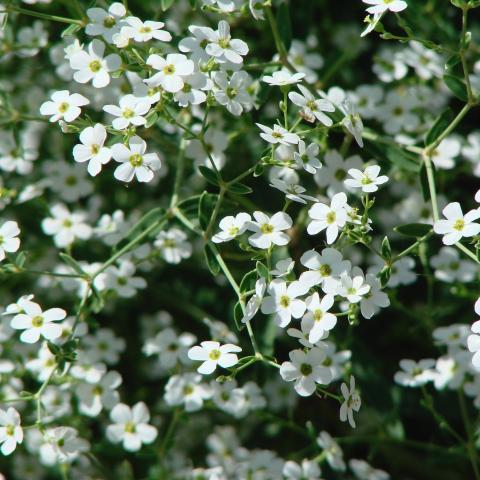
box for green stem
[3,6,84,25]
[458,388,480,480]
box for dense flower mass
[1,0,480,479]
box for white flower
[103,94,150,130]
[394,359,436,387]
[69,39,121,88]
[430,246,476,283]
[83,328,125,365]
[206,20,249,64]
[174,72,213,107]
[271,258,295,277]
[178,25,215,63]
[86,2,126,42]
[430,137,461,170]
[212,212,251,243]
[0,221,20,262]
[261,279,308,328]
[262,69,305,86]
[120,16,172,43]
[247,211,292,249]
[145,53,194,93]
[73,124,111,176]
[11,301,66,344]
[283,459,322,480]
[433,202,480,246]
[359,274,390,319]
[344,165,388,193]
[327,271,371,303]
[42,427,89,464]
[107,402,157,452]
[289,85,334,126]
[468,300,480,369]
[339,376,361,428]
[143,328,196,368]
[188,341,242,375]
[294,140,321,174]
[269,179,318,204]
[41,204,92,248]
[307,192,349,244]
[363,0,407,14]
[213,70,253,116]
[256,123,300,145]
[40,90,89,123]
[349,459,390,480]
[164,373,212,412]
[241,278,267,324]
[280,348,332,397]
[283,40,324,83]
[249,0,265,20]
[76,371,122,417]
[299,248,351,289]
[0,408,23,455]
[111,136,161,183]
[105,260,146,298]
[154,228,192,264]
[302,293,337,344]
[317,431,346,471]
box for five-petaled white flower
[111,136,161,183]
[11,301,66,344]
[262,69,305,86]
[247,211,292,249]
[339,376,361,428]
[289,85,335,126]
[206,20,249,64]
[261,279,308,328]
[145,53,194,93]
[0,408,23,456]
[433,202,480,246]
[73,123,112,176]
[344,165,389,193]
[302,293,337,344]
[294,140,322,174]
[280,348,333,397]
[106,402,158,452]
[121,16,172,43]
[40,90,89,123]
[188,341,242,375]
[256,123,300,146]
[85,2,127,42]
[0,221,20,262]
[69,39,121,88]
[103,94,150,130]
[363,0,408,15]
[41,204,92,248]
[212,212,251,243]
[307,192,349,244]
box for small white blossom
[73,124,111,176]
[145,53,194,93]
[188,341,242,375]
[247,211,292,249]
[40,90,89,123]
[206,20,249,64]
[212,212,251,243]
[0,221,20,262]
[0,408,23,455]
[344,165,389,193]
[433,202,480,246]
[339,376,361,428]
[103,94,150,130]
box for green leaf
[394,223,432,237]
[381,236,392,261]
[189,0,197,7]
[198,191,218,230]
[144,111,159,128]
[228,183,253,195]
[161,0,175,11]
[425,108,454,146]
[198,166,220,186]
[378,266,391,287]
[15,251,26,268]
[256,261,269,279]
[61,23,81,37]
[240,269,257,293]
[59,253,85,275]
[445,54,461,71]
[233,301,246,331]
[276,2,292,51]
[254,163,265,177]
[204,244,220,275]
[443,74,468,101]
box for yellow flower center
[58,102,69,113]
[32,315,44,328]
[163,64,176,75]
[129,154,143,167]
[209,349,221,360]
[280,295,291,308]
[326,212,336,224]
[453,219,465,231]
[89,60,102,72]
[260,223,274,234]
